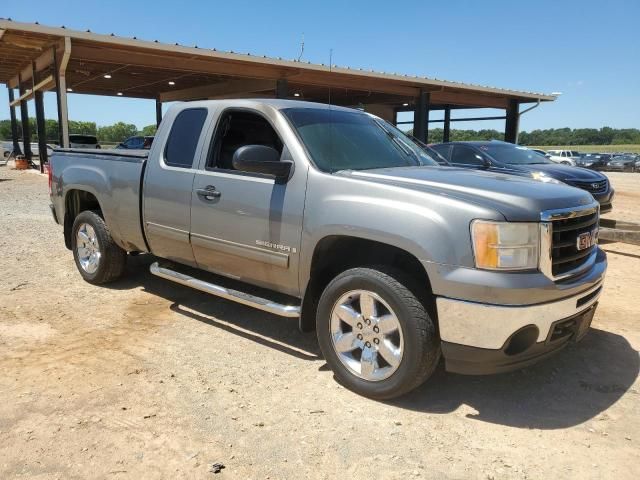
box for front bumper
[437,280,603,375]
[442,303,597,374]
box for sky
[2,0,639,132]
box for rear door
[143,107,212,267]
[190,106,307,296]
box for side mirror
[475,154,491,168]
[232,145,293,182]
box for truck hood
[338,166,596,222]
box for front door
[190,108,307,297]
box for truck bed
[50,148,149,253]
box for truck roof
[171,98,358,113]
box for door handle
[196,186,221,201]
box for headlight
[471,221,540,270]
[530,171,561,184]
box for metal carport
[0,18,556,171]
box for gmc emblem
[591,183,601,189]
[577,228,598,251]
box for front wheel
[71,210,127,284]
[316,267,440,399]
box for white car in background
[546,149,580,166]
[1,141,55,159]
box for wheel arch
[63,188,104,249]
[299,235,434,332]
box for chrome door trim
[190,233,289,269]
[146,221,189,242]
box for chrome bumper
[436,281,603,350]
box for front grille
[568,179,608,194]
[551,211,598,277]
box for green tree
[141,124,157,136]
[97,122,139,143]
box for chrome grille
[540,204,599,280]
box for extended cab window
[164,108,208,168]
[451,145,485,166]
[208,110,283,170]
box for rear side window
[69,135,97,145]
[164,108,208,168]
[451,145,485,166]
[430,144,451,161]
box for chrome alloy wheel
[76,223,101,274]
[330,290,404,381]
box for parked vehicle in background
[546,149,581,166]
[430,141,613,213]
[606,155,637,172]
[49,99,607,399]
[116,135,154,150]
[577,153,608,170]
[69,134,100,149]
[1,141,55,159]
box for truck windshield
[282,108,438,172]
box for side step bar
[149,262,301,318]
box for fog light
[505,325,539,356]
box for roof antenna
[297,33,305,62]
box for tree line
[405,126,640,145]
[2,117,639,146]
[0,118,157,144]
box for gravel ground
[0,165,639,480]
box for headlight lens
[530,171,561,184]
[471,221,540,270]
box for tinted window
[480,144,552,165]
[430,144,451,161]
[208,110,283,170]
[164,108,207,168]
[451,145,485,166]
[283,108,437,172]
[69,135,97,145]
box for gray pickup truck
[49,99,606,399]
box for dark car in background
[606,155,638,172]
[116,135,154,150]
[577,153,609,170]
[430,141,614,213]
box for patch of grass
[532,145,640,154]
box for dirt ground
[0,166,638,480]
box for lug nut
[365,319,371,326]
[374,338,380,344]
[365,341,371,348]
[357,333,363,340]
[357,322,363,329]
[373,326,379,333]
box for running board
[149,262,301,318]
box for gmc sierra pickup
[49,99,606,399]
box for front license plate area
[575,304,597,342]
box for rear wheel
[316,267,440,399]
[71,210,127,284]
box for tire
[71,210,127,284]
[316,266,440,400]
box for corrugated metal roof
[0,18,555,103]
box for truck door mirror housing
[232,145,293,182]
